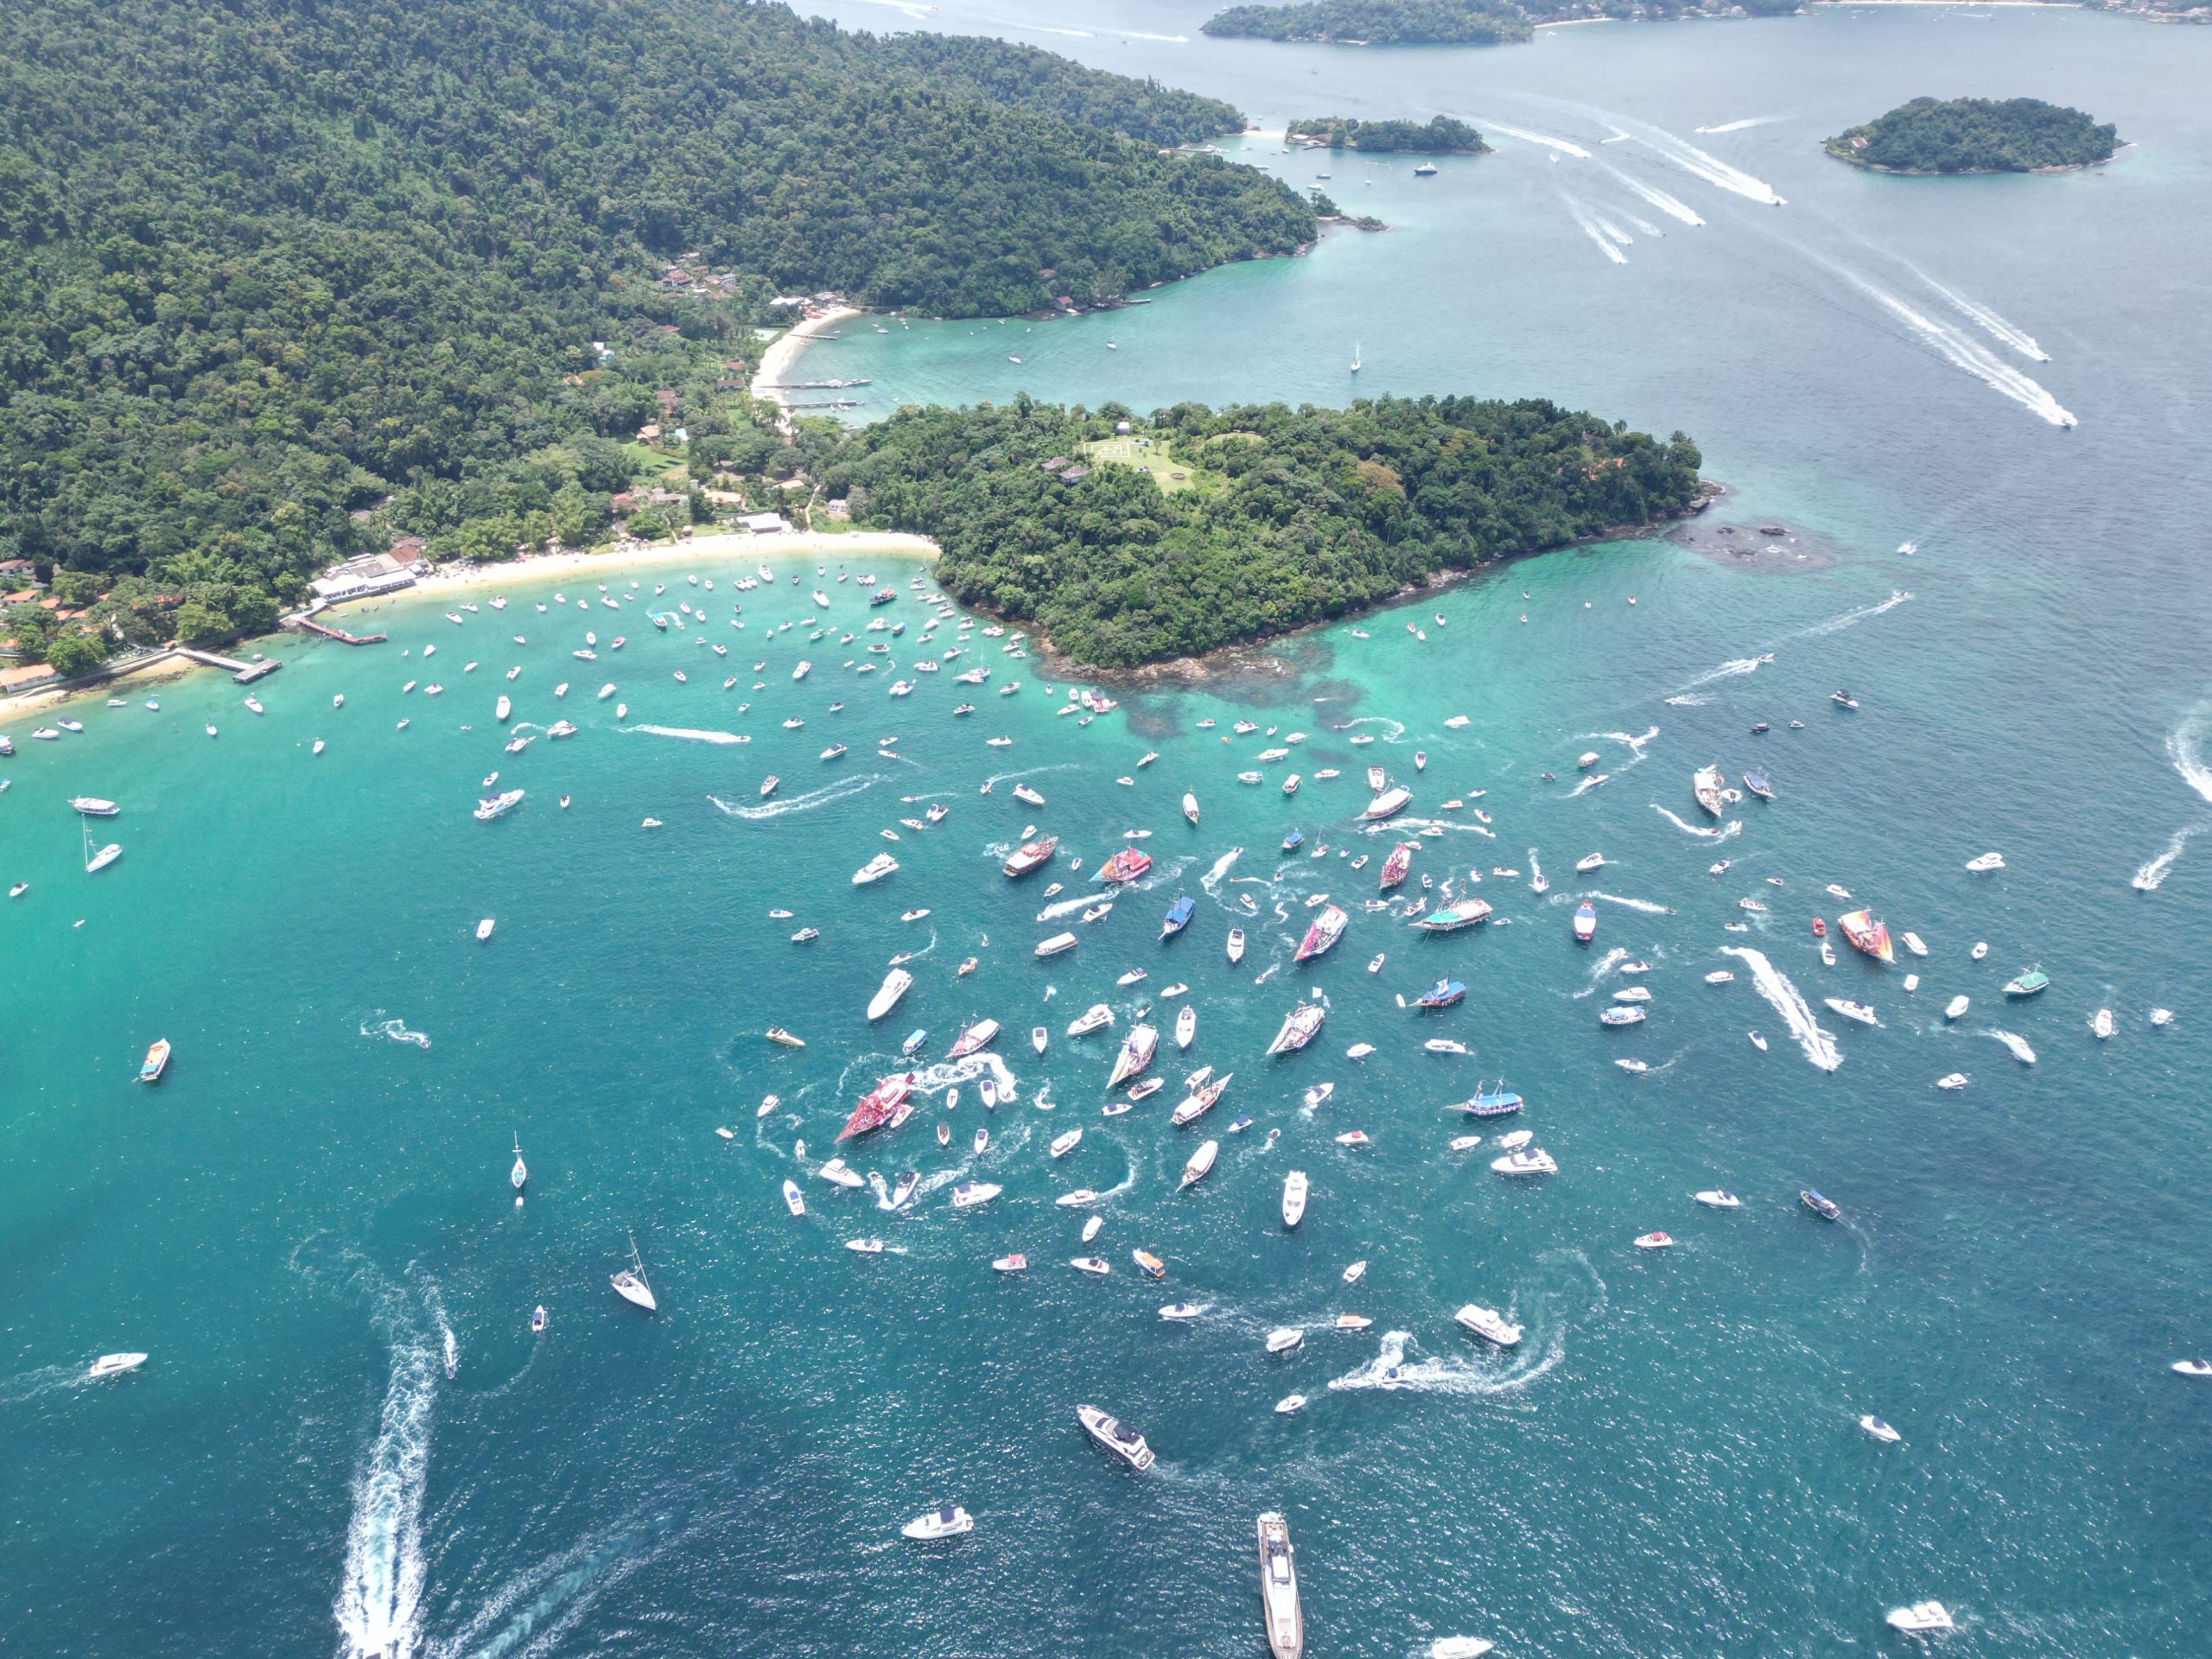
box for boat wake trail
[1677,653,1774,691]
[1327,1327,1564,1398]
[1560,195,1627,264]
[1198,847,1243,894]
[1594,161,1705,226]
[328,1268,442,1659]
[1334,716,1407,741]
[1581,726,1659,771]
[1650,807,1741,842]
[1720,946,1840,1071]
[1475,118,1592,159]
[364,1014,433,1050]
[1694,114,1790,134]
[427,1506,684,1659]
[2133,706,2212,890]
[627,725,750,746]
[1816,254,2076,426]
[1914,270,2050,361]
[1586,890,1678,915]
[709,774,880,820]
[1575,945,1628,998]
[1796,590,1913,637]
[0,1363,88,1404]
[1620,117,1786,205]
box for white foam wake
[2133,707,2212,890]
[1818,256,2076,427]
[1721,946,1840,1071]
[1326,1327,1564,1397]
[1624,212,1662,237]
[1561,196,1627,264]
[628,725,749,745]
[2132,827,2197,891]
[334,1312,438,1659]
[1586,890,1677,915]
[1594,160,1706,226]
[709,774,880,820]
[1593,212,1632,245]
[1580,726,1659,772]
[1695,114,1790,134]
[1796,590,1913,637]
[364,1014,433,1050]
[1679,653,1773,690]
[1650,806,1740,842]
[1199,847,1243,894]
[1915,271,2050,361]
[1477,118,1592,159]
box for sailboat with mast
[1349,341,1361,373]
[610,1232,658,1311]
[82,816,120,874]
[509,1135,527,1194]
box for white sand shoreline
[750,306,864,427]
[0,529,940,720]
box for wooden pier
[178,648,282,683]
[293,616,388,645]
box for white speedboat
[2090,1007,2115,1040]
[1824,997,1879,1027]
[1454,1303,1522,1346]
[817,1158,865,1190]
[1944,995,1969,1021]
[1860,1414,1903,1443]
[901,1506,974,1541]
[1070,1255,1110,1275]
[1160,1302,1201,1321]
[1964,852,2004,874]
[1694,1190,1741,1209]
[1066,1003,1114,1038]
[1050,1128,1084,1159]
[1885,1602,1955,1634]
[852,852,898,886]
[1936,1073,1968,1090]
[1077,1403,1155,1471]
[846,1237,885,1255]
[1281,1169,1309,1228]
[1032,1025,1049,1054]
[509,1135,526,1192]
[781,1179,805,1217]
[86,1352,148,1381]
[1274,1394,1307,1415]
[950,1181,1001,1211]
[868,969,913,1020]
[1491,1147,1557,1177]
[888,1172,920,1208]
[2171,1358,2212,1377]
[1265,1327,1304,1355]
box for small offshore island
[1287,115,1490,153]
[1825,97,2121,175]
[1205,0,1535,46]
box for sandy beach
[750,307,864,427]
[0,529,940,720]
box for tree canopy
[1288,117,1490,153]
[0,0,1306,657]
[1203,1,1532,45]
[830,397,1704,669]
[1826,98,2120,175]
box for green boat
[2003,969,2050,998]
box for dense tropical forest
[828,397,1705,669]
[0,0,1306,662]
[1288,117,1490,153]
[1203,1,1533,47]
[1825,98,2120,175]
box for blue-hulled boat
[1462,1083,1523,1118]
[901,1028,928,1058]
[1802,1189,1841,1222]
[1281,829,1305,854]
[1742,770,1774,801]
[1413,978,1465,1009]
[1160,894,1196,941]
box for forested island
[1288,116,1490,153]
[0,0,1309,661]
[1825,98,2121,175]
[829,397,1705,669]
[1204,0,1533,47]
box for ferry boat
[1107,1023,1158,1089]
[837,1071,915,1141]
[1692,763,1727,818]
[1034,931,1077,958]
[1257,1513,1304,1659]
[1414,978,1465,1010]
[474,788,524,822]
[1362,785,1413,821]
[1454,1303,1522,1346]
[852,852,899,885]
[138,1039,171,1083]
[1003,835,1058,877]
[867,969,913,1020]
[1742,770,1774,801]
[1802,1189,1842,1221]
[1462,1084,1522,1117]
[70,797,119,817]
[1294,904,1347,963]
[1599,1005,1645,1027]
[1266,1003,1325,1056]
[1380,842,1415,889]
[1096,847,1152,884]
[1572,901,1598,944]
[1837,909,1894,963]
[2004,969,2050,998]
[1414,898,1491,933]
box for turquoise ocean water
[4,9,2209,1656]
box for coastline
[0,530,939,721]
[750,306,865,427]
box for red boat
[1379,842,1416,891]
[1096,848,1153,885]
[1003,835,1058,878]
[1809,917,1827,938]
[836,1071,915,1141]
[1294,904,1348,963]
[1836,908,1895,963]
